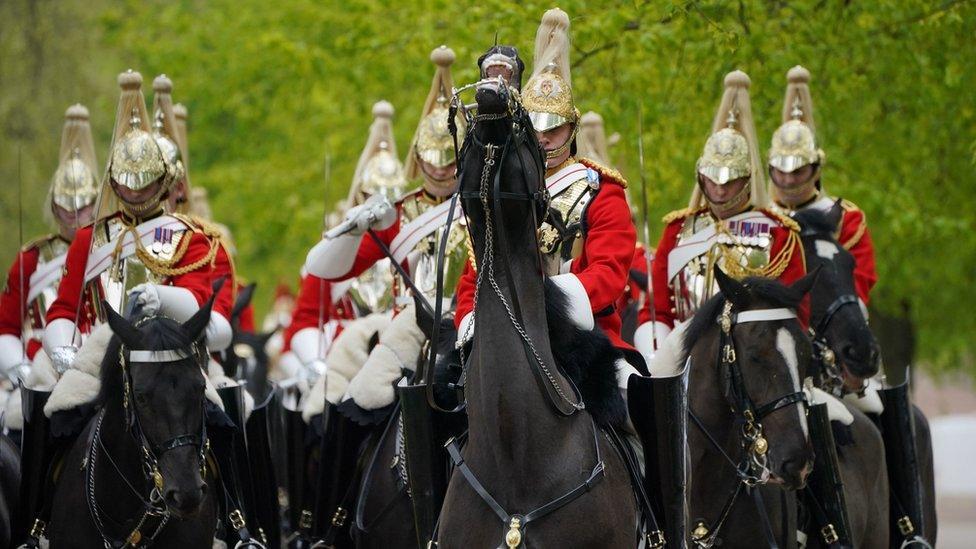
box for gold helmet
[523,8,578,136]
[690,70,769,213]
[50,104,100,214]
[405,45,463,191]
[768,66,824,173]
[151,75,186,190]
[108,71,165,192]
[348,100,406,206]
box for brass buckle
[691,521,709,541]
[299,509,313,530]
[646,529,665,548]
[331,506,348,527]
[505,516,522,548]
[126,529,143,546]
[229,509,247,531]
[30,518,47,538]
[897,515,915,536]
[821,523,839,544]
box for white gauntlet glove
[128,283,162,315]
[0,334,30,383]
[42,318,82,375]
[128,284,232,351]
[326,194,396,238]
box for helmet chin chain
[706,179,752,218]
[544,123,578,162]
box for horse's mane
[681,276,806,362]
[792,207,837,238]
[95,315,193,407]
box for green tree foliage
[2,0,974,370]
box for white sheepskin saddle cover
[301,312,392,423]
[31,323,231,419]
[346,303,425,410]
[843,377,884,415]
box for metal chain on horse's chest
[463,143,583,410]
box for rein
[810,293,860,396]
[688,301,807,549]
[450,83,583,417]
[85,319,209,548]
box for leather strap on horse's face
[119,335,209,488]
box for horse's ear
[104,301,142,347]
[789,265,822,299]
[826,199,844,231]
[182,276,227,341]
[714,267,749,309]
[231,282,257,321]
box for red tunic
[615,244,649,315]
[455,167,638,349]
[46,213,235,332]
[836,203,876,304]
[0,243,44,358]
[282,273,356,352]
[638,208,809,330]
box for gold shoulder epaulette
[839,198,861,213]
[175,213,223,239]
[21,234,58,253]
[763,208,801,232]
[579,157,627,188]
[661,206,706,225]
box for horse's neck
[467,225,591,480]
[688,345,745,512]
[93,402,151,513]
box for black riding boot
[398,382,453,549]
[211,386,262,547]
[878,380,931,547]
[13,387,53,546]
[627,370,689,548]
[804,402,854,548]
[310,401,373,548]
[245,386,282,548]
[283,402,313,542]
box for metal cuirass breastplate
[349,258,395,314]
[398,193,469,310]
[537,170,599,276]
[89,216,187,321]
[22,237,69,339]
[672,211,775,322]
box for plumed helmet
[349,100,406,205]
[768,66,824,173]
[50,104,100,213]
[522,9,578,133]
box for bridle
[445,77,584,417]
[800,227,862,396]
[86,317,209,548]
[689,301,808,549]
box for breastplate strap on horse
[688,303,807,549]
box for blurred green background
[2,0,974,372]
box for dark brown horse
[436,81,637,548]
[795,205,932,547]
[685,268,817,548]
[47,302,218,547]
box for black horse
[0,432,19,548]
[795,204,934,547]
[47,301,218,547]
[435,79,637,547]
[685,268,817,547]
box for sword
[316,153,332,362]
[637,103,658,351]
[17,147,28,365]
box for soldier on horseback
[15,70,242,546]
[769,66,932,547]
[301,46,469,545]
[634,70,809,362]
[1,105,99,418]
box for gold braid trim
[578,157,627,188]
[717,222,799,280]
[842,216,867,251]
[761,208,800,233]
[662,206,708,225]
[110,218,219,278]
